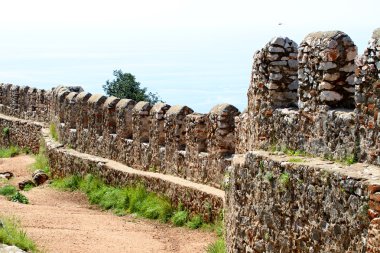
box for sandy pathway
[0,155,216,253]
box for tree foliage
[103,70,161,104]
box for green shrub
[0,216,38,252]
[10,192,29,204]
[171,210,188,226]
[0,185,17,196]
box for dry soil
[0,155,216,253]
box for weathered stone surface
[319,90,343,101]
[44,129,224,223]
[0,171,13,180]
[298,31,357,111]
[355,28,380,165]
[18,179,35,190]
[0,244,26,253]
[226,151,377,253]
[0,28,379,253]
[248,35,298,142]
[32,170,49,185]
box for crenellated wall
[237,29,380,166]
[0,27,380,252]
[0,82,239,189]
[230,28,380,252]
[48,87,240,188]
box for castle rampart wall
[0,28,380,252]
[237,29,380,166]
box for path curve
[0,155,216,253]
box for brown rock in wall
[149,102,171,172]
[298,31,357,111]
[164,105,193,176]
[356,28,380,164]
[132,101,152,170]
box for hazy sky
[0,0,379,112]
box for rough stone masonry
[0,28,379,252]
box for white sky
[1,0,376,29]
[0,0,379,112]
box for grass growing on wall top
[51,173,219,230]
[0,216,39,252]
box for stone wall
[356,28,380,164]
[0,112,224,223]
[237,29,380,165]
[226,151,380,252]
[0,83,240,189]
[43,128,224,223]
[0,84,51,122]
[51,87,240,188]
[0,27,380,252]
[0,114,43,153]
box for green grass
[171,210,188,226]
[31,143,50,175]
[49,123,58,141]
[0,185,29,204]
[186,215,203,229]
[22,183,35,192]
[207,238,226,253]
[279,173,291,189]
[52,174,174,222]
[0,185,17,196]
[0,216,38,252]
[281,147,307,157]
[0,146,20,158]
[343,154,356,165]
[51,174,222,230]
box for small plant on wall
[2,127,9,136]
[2,126,10,146]
[279,172,291,191]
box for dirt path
[0,155,216,253]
